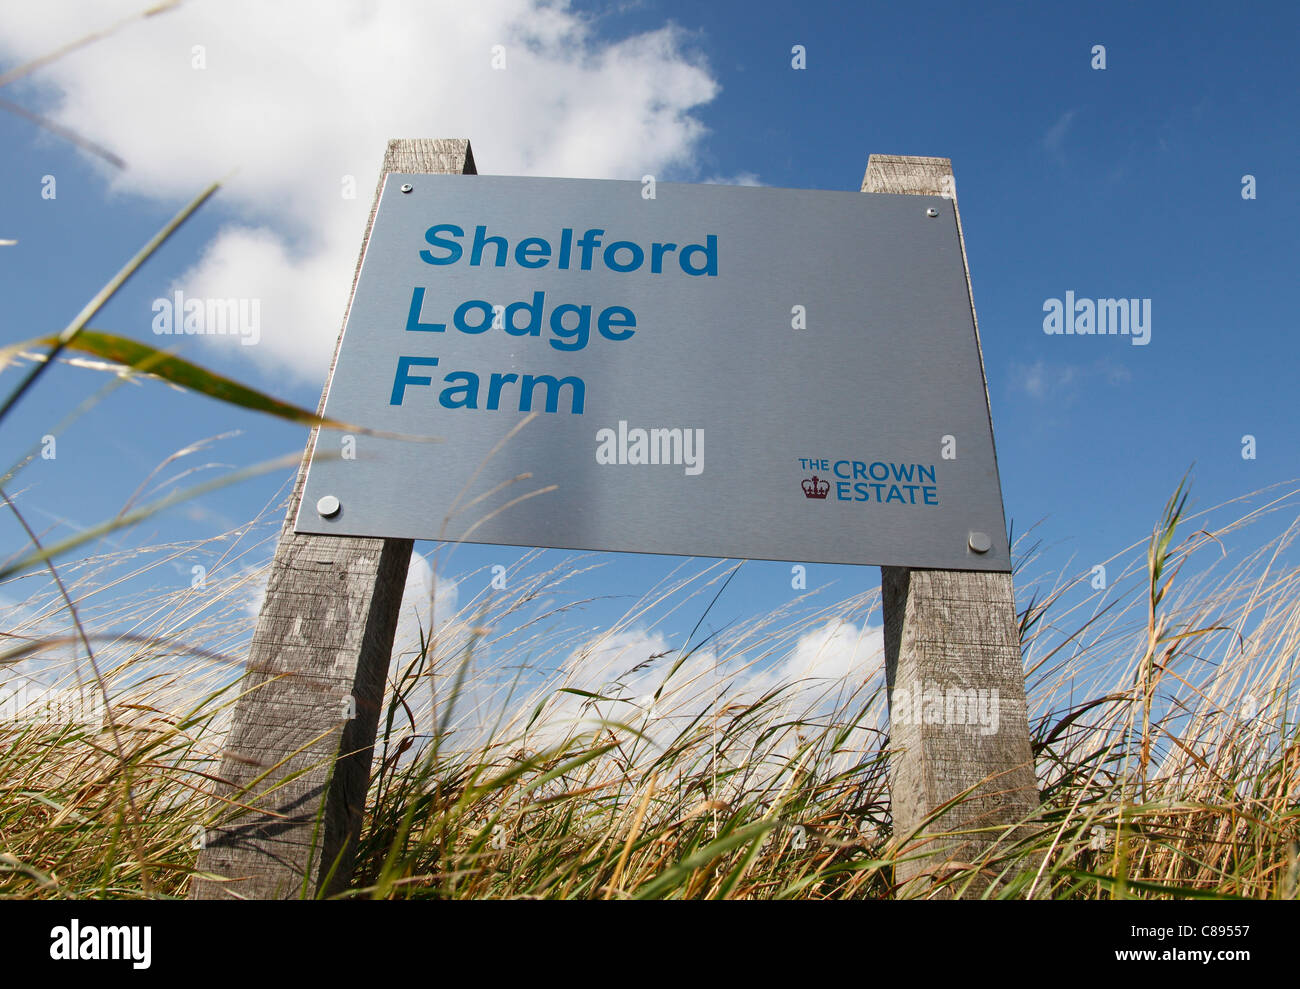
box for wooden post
[864,155,1039,896]
[190,139,476,899]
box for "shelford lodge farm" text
[390,224,718,416]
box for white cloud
[1043,109,1078,159]
[453,618,885,759]
[529,626,702,739]
[703,171,763,186]
[391,549,459,661]
[0,0,720,381]
[1013,358,1078,400]
[1012,359,1131,401]
[0,593,76,690]
[1018,359,1049,399]
[778,619,883,687]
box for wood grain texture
[864,155,1039,897]
[189,139,476,899]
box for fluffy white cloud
[391,549,455,649]
[0,0,720,379]
[451,617,885,759]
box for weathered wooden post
[865,155,1039,895]
[190,139,475,899]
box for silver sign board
[295,174,1010,571]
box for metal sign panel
[295,174,1010,571]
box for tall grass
[2,478,1297,899]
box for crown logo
[801,475,829,499]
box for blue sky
[0,0,1296,699]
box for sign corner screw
[400,183,413,193]
[317,495,341,518]
[968,531,992,554]
[925,207,939,218]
